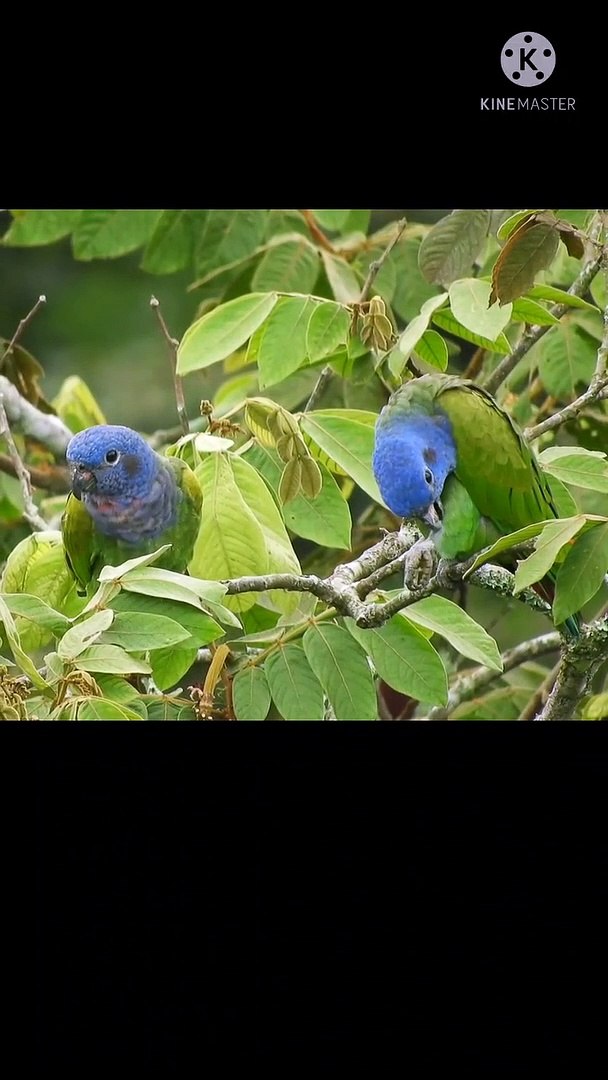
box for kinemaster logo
[481,31,575,112]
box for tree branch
[303,217,407,413]
[0,376,72,457]
[150,296,189,436]
[425,631,561,720]
[0,452,69,493]
[0,397,48,530]
[1,294,46,360]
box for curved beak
[422,501,443,530]
[71,466,97,499]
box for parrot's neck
[83,459,179,543]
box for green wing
[435,376,559,535]
[61,493,100,594]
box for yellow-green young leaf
[449,279,512,340]
[0,531,84,648]
[527,284,599,313]
[303,623,377,720]
[244,397,283,447]
[496,211,537,242]
[418,210,491,286]
[432,309,512,354]
[403,595,502,671]
[256,296,318,389]
[279,457,302,503]
[535,318,598,398]
[347,616,448,706]
[72,210,161,260]
[58,609,115,661]
[451,687,531,720]
[52,375,107,431]
[0,595,51,691]
[2,210,83,246]
[177,292,279,375]
[413,329,448,371]
[305,302,350,363]
[150,644,199,691]
[233,666,272,720]
[464,520,555,577]
[321,251,361,304]
[1,594,70,638]
[538,447,608,492]
[244,444,351,549]
[299,410,383,504]
[511,298,559,326]
[299,455,323,499]
[98,612,192,650]
[94,672,145,705]
[252,237,320,293]
[553,522,608,623]
[580,693,608,720]
[490,217,560,305]
[78,697,147,720]
[73,645,152,675]
[514,516,587,594]
[265,645,325,719]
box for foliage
[1,207,608,719]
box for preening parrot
[62,425,203,594]
[372,373,580,639]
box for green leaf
[119,566,234,617]
[72,210,161,260]
[352,245,397,304]
[490,217,560,304]
[464,520,555,577]
[299,410,382,504]
[244,443,352,549]
[347,616,448,705]
[78,697,146,720]
[305,301,351,363]
[150,645,199,691]
[73,644,152,675]
[265,644,325,719]
[252,237,320,293]
[140,210,206,274]
[449,278,512,340]
[413,329,448,371]
[233,666,272,720]
[536,318,598,398]
[496,210,536,242]
[394,294,448,373]
[431,308,511,354]
[513,516,587,593]
[2,210,83,246]
[553,522,608,622]
[303,623,377,719]
[321,251,361,304]
[311,210,350,231]
[58,609,115,660]
[195,210,267,277]
[256,296,318,389]
[52,375,107,431]
[0,531,84,649]
[451,687,531,720]
[527,284,599,313]
[418,210,491,287]
[1,594,70,638]
[580,693,608,720]
[404,595,502,671]
[97,545,173,581]
[390,237,442,322]
[109,590,225,647]
[94,672,146,705]
[177,292,278,375]
[538,446,608,492]
[511,298,559,326]
[97,612,192,650]
[0,595,51,690]
[545,475,578,518]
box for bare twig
[518,660,561,720]
[0,398,48,531]
[0,452,69,493]
[303,217,407,413]
[299,210,336,253]
[150,296,189,436]
[426,631,561,720]
[1,294,47,361]
[0,376,72,456]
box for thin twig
[518,660,560,720]
[299,210,336,253]
[303,217,407,413]
[0,452,69,493]
[0,398,48,531]
[150,296,189,436]
[1,294,46,361]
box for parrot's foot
[404,537,438,591]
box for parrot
[62,425,203,594]
[372,373,580,639]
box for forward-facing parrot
[62,425,203,594]
[372,373,580,638]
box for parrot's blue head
[66,425,159,501]
[373,409,457,528]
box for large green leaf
[0,595,52,690]
[464,520,556,577]
[418,210,491,287]
[403,595,502,671]
[195,210,268,276]
[449,279,512,340]
[513,516,586,593]
[78,697,146,720]
[527,284,599,313]
[252,237,320,293]
[311,210,350,231]
[303,623,377,720]
[451,687,531,720]
[347,616,448,706]
[432,308,511,354]
[97,611,192,650]
[390,236,442,322]
[140,210,206,273]
[305,301,351,362]
[299,410,382,503]
[72,644,152,675]
[413,329,448,372]
[177,292,278,374]
[538,446,608,492]
[535,318,598,398]
[553,522,608,622]
[0,531,84,649]
[265,644,325,719]
[58,609,115,661]
[395,292,448,372]
[109,590,224,647]
[321,251,361,304]
[149,644,199,691]
[1,594,70,639]
[72,210,161,260]
[2,210,83,246]
[511,298,559,326]
[256,296,318,389]
[233,666,272,720]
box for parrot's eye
[424,467,434,486]
[105,449,120,465]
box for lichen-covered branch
[535,618,608,719]
[0,375,72,457]
[0,397,48,531]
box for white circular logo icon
[501,32,556,87]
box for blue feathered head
[373,410,457,527]
[66,425,158,500]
